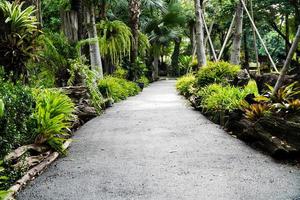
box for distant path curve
[18,80,300,200]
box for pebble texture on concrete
[17,80,300,200]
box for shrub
[176,74,196,97]
[196,61,241,87]
[98,76,141,102]
[0,1,40,82]
[33,89,75,154]
[197,81,258,113]
[28,31,77,87]
[243,103,271,122]
[112,67,128,79]
[137,76,150,87]
[0,83,35,158]
[68,57,104,112]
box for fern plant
[138,31,150,56]
[68,57,104,112]
[97,20,132,65]
[33,89,75,154]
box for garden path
[18,80,300,200]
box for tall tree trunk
[194,0,207,67]
[189,23,196,55]
[129,0,141,80]
[153,55,159,81]
[230,1,244,65]
[86,4,103,78]
[99,0,107,20]
[171,37,182,76]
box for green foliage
[178,55,192,74]
[42,0,70,31]
[0,1,40,82]
[176,74,196,97]
[0,99,4,118]
[112,67,128,79]
[196,61,241,87]
[0,190,10,200]
[98,76,141,102]
[68,57,104,112]
[97,20,132,65]
[0,1,37,32]
[128,58,149,81]
[138,31,150,56]
[28,31,76,87]
[197,81,258,113]
[0,83,35,158]
[137,76,150,87]
[0,159,25,192]
[33,89,74,154]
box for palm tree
[145,1,186,80]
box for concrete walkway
[18,80,300,200]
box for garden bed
[177,61,300,160]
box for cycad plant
[0,1,40,83]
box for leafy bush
[0,1,40,82]
[197,81,258,113]
[0,83,35,158]
[98,76,141,102]
[28,31,77,87]
[196,61,241,87]
[33,89,74,154]
[176,74,196,97]
[137,76,150,87]
[267,82,300,104]
[68,57,104,112]
[243,103,271,122]
[112,67,128,79]
[178,55,192,75]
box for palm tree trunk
[153,55,159,81]
[230,1,244,65]
[86,4,103,79]
[171,37,182,76]
[194,0,206,68]
[129,0,141,64]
